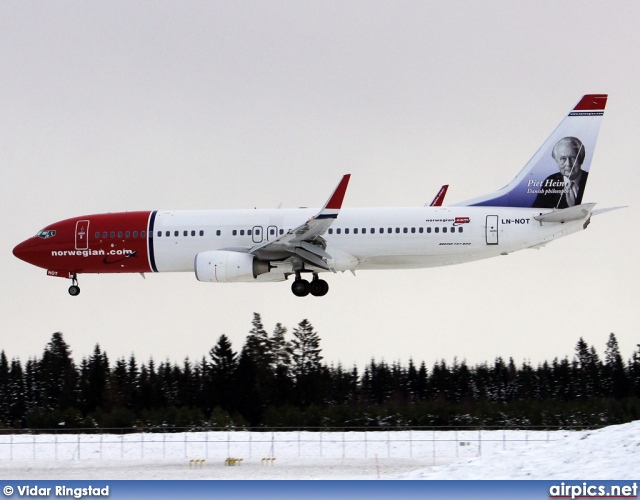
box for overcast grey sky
[2,1,638,370]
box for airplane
[13,94,623,298]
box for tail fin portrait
[457,94,607,208]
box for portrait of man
[532,136,588,209]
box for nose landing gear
[68,274,80,296]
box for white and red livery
[13,95,622,297]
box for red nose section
[13,239,35,264]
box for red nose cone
[13,239,33,263]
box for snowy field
[0,422,636,479]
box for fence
[0,426,588,464]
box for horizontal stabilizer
[592,206,627,216]
[534,203,596,223]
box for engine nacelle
[194,251,270,283]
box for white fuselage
[151,206,580,276]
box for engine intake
[194,251,270,283]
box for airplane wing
[427,185,448,207]
[250,174,351,270]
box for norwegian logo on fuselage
[453,217,470,225]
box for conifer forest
[2,313,639,430]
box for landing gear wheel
[68,273,80,296]
[291,279,310,297]
[309,279,329,297]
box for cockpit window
[36,229,56,239]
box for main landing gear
[68,274,80,297]
[291,273,329,297]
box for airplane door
[75,220,90,250]
[486,215,498,245]
[252,226,263,243]
[267,225,279,241]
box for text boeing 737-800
[13,94,623,297]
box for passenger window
[379,228,384,234]
[269,228,275,236]
[199,230,204,236]
[419,227,423,233]
[345,228,349,234]
[95,232,100,238]
[191,230,195,236]
[255,229,261,235]
[443,227,447,233]
[354,228,358,234]
[103,232,108,238]
[427,227,431,233]
[216,230,221,236]
[403,228,408,233]
[336,228,341,234]
[458,227,463,233]
[387,228,392,233]
[279,229,284,235]
[247,229,252,235]
[240,229,245,236]
[110,232,115,238]
[133,231,138,238]
[126,231,130,238]
[435,227,439,233]
[328,229,333,234]
[411,227,415,233]
[183,231,188,237]
[232,230,237,236]
[395,228,400,233]
[141,231,146,238]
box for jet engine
[194,250,270,283]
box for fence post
[364,429,368,458]
[432,428,435,465]
[141,431,144,459]
[409,429,413,459]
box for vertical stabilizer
[456,94,607,208]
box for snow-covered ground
[0,422,636,479]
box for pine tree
[0,351,10,424]
[38,332,78,411]
[603,333,628,398]
[209,334,238,412]
[271,323,292,372]
[7,359,25,426]
[291,319,323,378]
[244,313,274,372]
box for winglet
[324,174,351,210]
[428,185,449,207]
[315,174,351,219]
